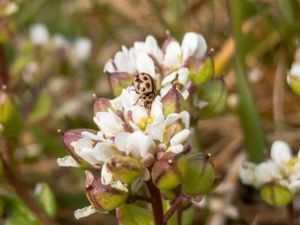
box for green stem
[229,0,266,163]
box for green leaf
[33,183,57,218]
[30,90,52,122]
[260,183,293,206]
[0,93,23,137]
[117,204,154,225]
[5,197,42,225]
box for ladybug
[133,73,156,108]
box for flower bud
[93,97,112,113]
[193,78,227,119]
[107,72,134,96]
[62,129,96,166]
[107,156,144,185]
[260,183,293,206]
[151,152,187,190]
[181,153,216,196]
[161,86,187,116]
[189,57,214,85]
[85,171,128,211]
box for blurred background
[1,0,300,224]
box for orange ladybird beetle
[133,73,156,108]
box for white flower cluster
[240,140,300,193]
[57,32,210,219]
[29,24,92,62]
[104,32,207,99]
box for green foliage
[117,204,154,225]
[33,183,57,218]
[0,94,23,137]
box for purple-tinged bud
[151,152,187,190]
[107,156,144,185]
[93,97,112,113]
[189,56,214,85]
[181,153,217,196]
[260,183,293,206]
[62,129,96,165]
[107,72,134,96]
[162,86,187,116]
[85,171,128,211]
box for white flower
[93,109,125,137]
[29,24,49,45]
[289,63,300,79]
[115,131,155,159]
[240,140,300,194]
[73,38,92,61]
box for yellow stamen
[139,116,155,130]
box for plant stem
[287,201,295,225]
[163,195,184,224]
[229,0,266,163]
[0,44,9,86]
[146,180,165,225]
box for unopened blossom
[240,140,300,193]
[29,24,50,46]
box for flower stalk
[229,0,266,163]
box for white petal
[271,140,292,164]
[101,163,113,185]
[131,106,148,125]
[110,180,128,192]
[114,49,135,73]
[168,144,184,154]
[255,161,281,185]
[160,83,172,98]
[164,113,180,127]
[170,129,190,146]
[145,35,163,61]
[133,51,156,77]
[182,89,189,100]
[161,72,177,86]
[146,115,164,141]
[74,206,99,219]
[93,142,117,162]
[181,32,207,62]
[163,41,182,69]
[177,67,190,85]
[93,110,124,137]
[115,132,131,153]
[127,132,155,158]
[104,60,115,73]
[57,156,80,167]
[150,96,163,118]
[239,162,257,186]
[180,111,190,128]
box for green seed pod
[151,152,187,190]
[181,153,216,196]
[193,78,227,119]
[189,57,214,86]
[85,171,128,211]
[260,183,293,206]
[107,156,144,185]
